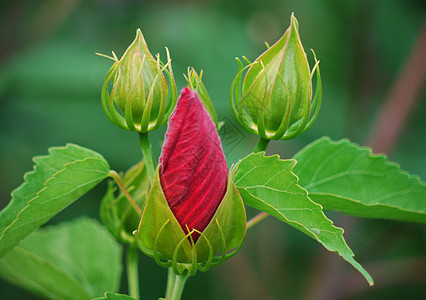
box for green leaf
[0,144,110,258]
[293,137,426,224]
[0,247,91,300]
[234,152,373,285]
[0,217,123,300]
[92,292,136,300]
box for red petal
[159,87,228,241]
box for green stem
[126,245,140,300]
[165,268,176,299]
[139,132,156,183]
[253,137,270,153]
[246,212,270,230]
[169,272,189,300]
[108,170,141,215]
[248,137,272,229]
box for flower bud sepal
[136,165,246,276]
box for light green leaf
[0,217,123,300]
[293,137,426,224]
[0,247,90,300]
[234,152,373,285]
[0,144,110,258]
[92,292,136,300]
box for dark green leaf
[0,144,110,257]
[234,152,373,285]
[293,137,426,224]
[0,218,123,299]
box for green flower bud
[231,14,322,140]
[184,67,218,127]
[100,29,177,132]
[100,161,149,244]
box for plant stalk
[253,137,270,153]
[247,137,272,228]
[139,132,156,183]
[165,268,176,299]
[169,271,189,300]
[108,170,141,215]
[126,245,140,300]
[246,212,270,230]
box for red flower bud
[137,87,245,273]
[159,87,228,241]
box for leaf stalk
[246,212,270,230]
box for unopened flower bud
[100,29,177,132]
[231,14,322,140]
[137,88,246,275]
[184,67,218,127]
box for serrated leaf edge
[0,156,109,242]
[235,151,374,285]
[296,136,424,183]
[294,136,426,216]
[312,192,426,216]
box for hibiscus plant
[0,14,424,300]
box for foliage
[0,144,110,258]
[293,137,426,224]
[0,1,425,299]
[0,218,122,300]
[234,152,373,285]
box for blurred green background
[0,0,425,299]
